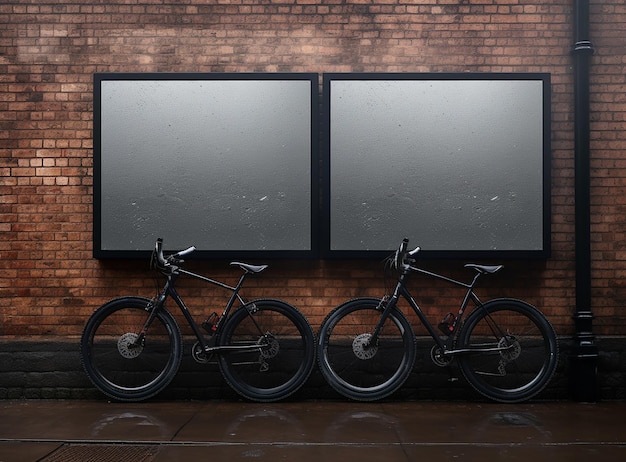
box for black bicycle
[81,238,316,402]
[317,238,558,403]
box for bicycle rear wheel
[80,297,183,401]
[317,298,416,401]
[456,298,558,403]
[217,299,315,402]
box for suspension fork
[366,272,407,346]
[131,277,173,348]
[366,296,395,347]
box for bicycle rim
[318,298,416,401]
[457,299,558,403]
[80,298,182,401]
[217,299,315,402]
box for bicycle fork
[128,291,169,351]
[365,277,406,349]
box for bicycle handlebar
[152,238,196,273]
[392,238,420,270]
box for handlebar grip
[408,246,420,257]
[155,238,166,265]
[400,238,408,253]
[393,238,409,269]
[176,246,196,258]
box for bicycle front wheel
[457,298,558,403]
[217,299,316,402]
[317,298,416,401]
[80,297,183,401]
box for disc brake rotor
[352,333,378,360]
[498,336,521,362]
[117,332,143,359]
[258,334,280,360]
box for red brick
[0,0,624,337]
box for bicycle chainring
[191,341,212,364]
[352,333,378,360]
[430,344,452,367]
[117,333,143,359]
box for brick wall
[1,0,625,344]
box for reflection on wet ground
[0,400,625,461]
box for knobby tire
[456,298,558,403]
[80,297,183,402]
[217,299,316,402]
[317,298,416,401]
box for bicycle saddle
[230,262,268,274]
[464,264,503,274]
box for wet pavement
[0,400,624,461]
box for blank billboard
[323,73,551,258]
[94,73,318,258]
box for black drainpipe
[571,0,598,402]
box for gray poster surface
[97,77,314,253]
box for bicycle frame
[373,264,508,356]
[145,266,263,356]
